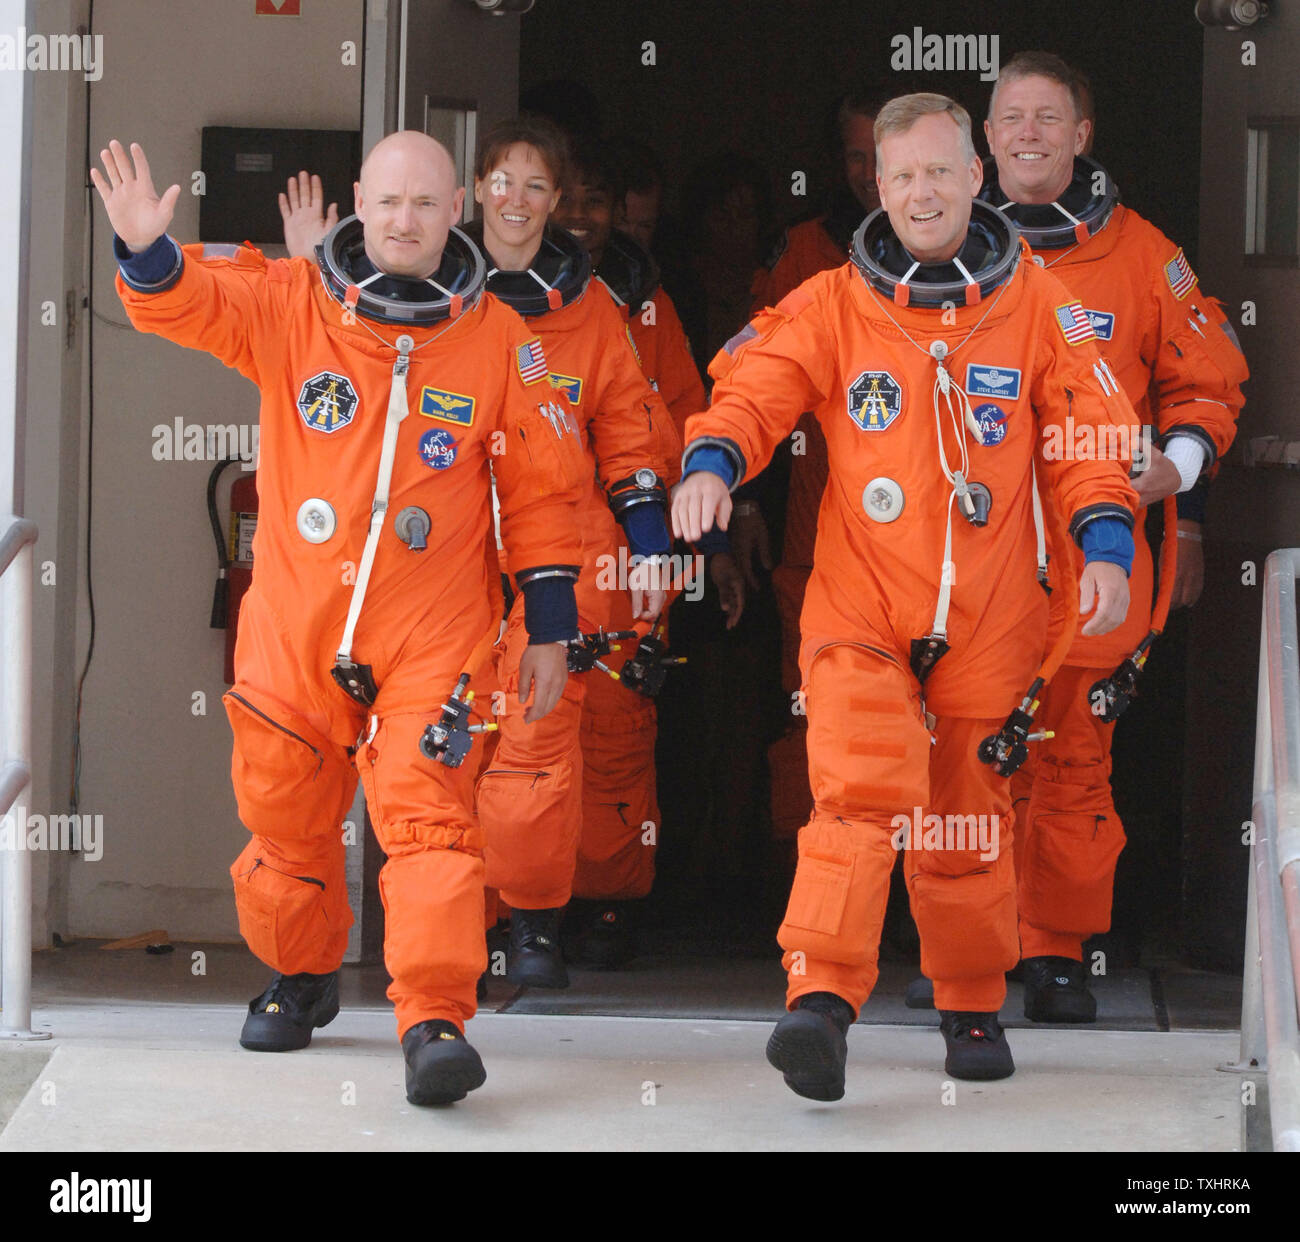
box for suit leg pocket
[232,853,333,971]
[783,848,854,938]
[224,689,350,840]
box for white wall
[68,0,367,940]
[22,0,524,944]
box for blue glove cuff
[681,447,736,490]
[114,233,183,290]
[521,575,578,645]
[1080,516,1135,577]
[618,502,672,558]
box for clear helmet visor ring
[980,154,1118,251]
[315,216,487,326]
[851,199,1021,309]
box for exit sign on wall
[256,0,301,14]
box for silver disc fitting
[296,498,337,544]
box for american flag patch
[1164,248,1197,301]
[1055,300,1096,346]
[516,338,549,385]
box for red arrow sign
[256,0,301,14]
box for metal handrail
[0,513,45,1040]
[1240,548,1300,1150]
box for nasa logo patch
[419,386,476,426]
[417,427,458,470]
[973,403,1009,447]
[965,363,1022,401]
[847,370,903,431]
[297,371,359,434]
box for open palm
[89,140,181,253]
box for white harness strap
[490,470,504,552]
[335,339,413,667]
[931,491,959,640]
[1031,458,1048,580]
[927,348,982,640]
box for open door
[363,0,522,209]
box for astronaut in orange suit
[975,53,1246,1021]
[276,123,684,982]
[600,228,707,443]
[553,141,740,961]
[459,120,676,988]
[95,132,586,1107]
[673,94,1139,1097]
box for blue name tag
[965,364,1022,401]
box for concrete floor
[0,1004,1242,1153]
[0,940,1246,1152]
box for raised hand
[279,170,338,259]
[89,140,181,253]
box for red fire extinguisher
[208,459,258,684]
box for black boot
[506,907,569,988]
[401,1020,487,1105]
[239,970,339,1052]
[1022,955,1097,1023]
[938,1010,1015,1081]
[765,992,854,1101]
[572,902,635,969]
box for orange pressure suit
[983,174,1247,962]
[118,238,585,1037]
[478,269,673,913]
[682,225,1138,1015]
[629,286,707,441]
[571,271,699,903]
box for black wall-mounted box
[199,126,362,244]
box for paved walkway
[0,1002,1241,1152]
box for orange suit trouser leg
[1017,663,1126,961]
[353,710,489,1039]
[479,592,590,911]
[572,570,659,900]
[573,662,659,900]
[777,643,1018,1016]
[906,717,1020,1013]
[226,682,358,978]
[353,635,499,1039]
[226,604,494,1040]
